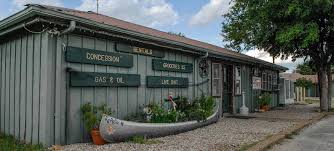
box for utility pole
[96,0,99,14]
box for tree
[295,78,313,88]
[297,60,334,75]
[296,61,316,75]
[222,0,334,111]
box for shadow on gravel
[225,115,257,119]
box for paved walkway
[270,115,334,151]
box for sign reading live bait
[70,72,140,87]
[152,59,193,73]
[116,43,165,58]
[66,46,133,67]
[147,76,189,88]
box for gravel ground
[61,104,320,151]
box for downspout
[60,21,76,144]
[200,51,209,59]
[60,21,76,35]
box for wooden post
[296,87,300,102]
[303,87,306,102]
[232,65,236,114]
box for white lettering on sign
[94,76,126,84]
[116,77,125,84]
[133,46,153,55]
[86,52,120,63]
[95,76,107,83]
[163,63,181,70]
[161,79,179,85]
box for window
[212,63,222,96]
[262,72,267,90]
[235,66,242,95]
[290,81,294,99]
[268,74,272,91]
[252,68,259,77]
[285,80,289,99]
[273,74,278,90]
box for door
[222,65,233,113]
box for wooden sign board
[252,77,262,89]
[70,72,140,87]
[66,46,133,67]
[116,43,165,58]
[152,59,193,73]
[147,76,189,88]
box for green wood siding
[232,65,279,112]
[0,32,54,146]
[53,34,211,144]
[0,32,282,147]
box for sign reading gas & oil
[70,72,140,87]
[66,46,133,67]
[146,76,188,88]
[152,59,193,73]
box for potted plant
[80,102,113,145]
[258,92,271,111]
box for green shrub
[258,92,272,106]
[0,133,46,151]
[148,102,185,123]
[173,96,192,111]
[187,95,215,121]
[295,78,313,88]
[80,103,113,131]
[142,95,215,123]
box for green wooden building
[0,4,288,146]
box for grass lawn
[0,133,46,151]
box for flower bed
[125,95,216,123]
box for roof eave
[0,5,288,71]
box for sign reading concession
[66,46,133,67]
[116,43,165,58]
[147,76,189,88]
[70,72,140,87]
[152,59,193,73]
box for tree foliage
[222,0,334,63]
[296,60,334,75]
[222,0,334,111]
[296,61,316,75]
[295,78,313,88]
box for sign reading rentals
[66,46,133,67]
[70,72,140,87]
[147,76,189,88]
[116,43,165,58]
[152,59,193,73]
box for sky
[0,0,301,72]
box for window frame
[268,73,272,91]
[262,72,267,90]
[212,63,222,97]
[235,66,242,95]
[273,73,278,90]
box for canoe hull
[100,107,219,142]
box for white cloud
[12,0,63,10]
[243,49,303,72]
[189,0,232,26]
[77,0,179,28]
